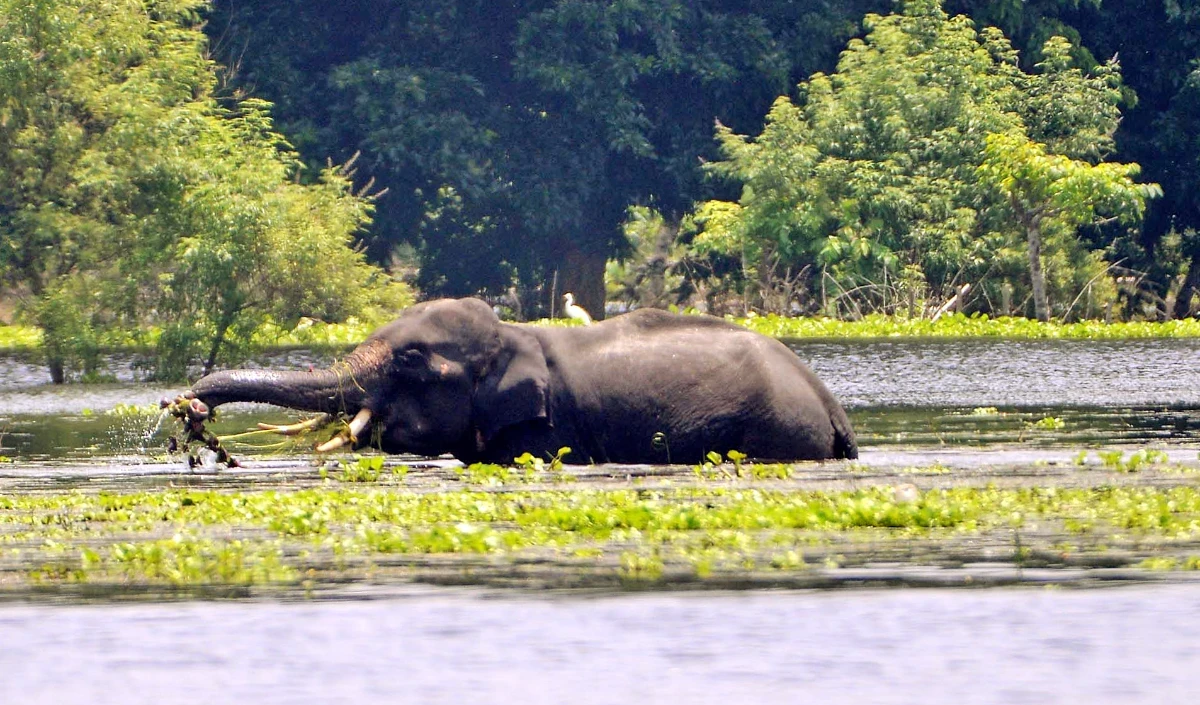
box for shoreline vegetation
[3,312,1200,357]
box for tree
[1065,0,1200,317]
[511,0,887,316]
[0,0,402,381]
[206,0,888,317]
[147,110,402,379]
[0,0,214,380]
[689,0,1154,318]
[946,0,1103,66]
[978,131,1160,320]
[605,206,693,309]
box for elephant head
[188,298,551,456]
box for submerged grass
[5,479,1200,593]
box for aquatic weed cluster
[736,313,1200,340]
[4,474,1200,595]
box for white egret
[563,292,593,325]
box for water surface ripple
[4,338,1200,414]
[1,585,1197,705]
[793,337,1200,408]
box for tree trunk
[48,357,65,385]
[639,223,677,309]
[556,246,607,322]
[202,318,232,378]
[1027,222,1050,322]
[204,311,238,378]
[1172,249,1200,319]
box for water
[793,337,1200,408]
[5,337,1200,412]
[2,339,1199,702]
[4,338,1200,459]
[2,585,1198,704]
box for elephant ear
[473,326,550,440]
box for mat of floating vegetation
[2,453,1200,600]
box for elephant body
[189,298,856,464]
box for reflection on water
[0,408,296,462]
[0,349,340,414]
[2,585,1198,705]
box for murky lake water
[3,585,1199,704]
[2,338,1199,702]
[3,337,1199,459]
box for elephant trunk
[190,339,390,414]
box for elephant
[183,297,857,464]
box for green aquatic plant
[0,325,43,350]
[695,451,734,480]
[458,462,515,486]
[734,312,1200,340]
[97,535,296,586]
[694,450,778,480]
[902,463,951,475]
[5,482,1200,591]
[513,447,573,475]
[1031,416,1066,430]
[5,311,1200,379]
[250,317,378,350]
[1094,449,1171,473]
[746,463,794,480]
[1138,556,1200,571]
[619,551,665,582]
[725,450,748,475]
[337,455,386,483]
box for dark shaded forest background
[204,0,1200,319]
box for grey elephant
[184,298,856,464]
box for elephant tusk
[258,413,333,436]
[315,435,348,453]
[315,408,373,453]
[347,407,372,438]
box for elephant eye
[397,348,426,368]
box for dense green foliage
[0,0,407,381]
[690,1,1156,320]
[197,0,1200,324]
[206,0,887,318]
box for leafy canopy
[689,0,1154,319]
[0,0,407,381]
